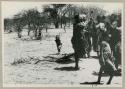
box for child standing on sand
[55,35,62,54]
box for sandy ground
[3,28,122,87]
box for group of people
[54,13,121,84]
[71,14,121,84]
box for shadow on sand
[92,70,121,77]
[54,66,83,71]
[80,81,103,85]
[91,56,99,59]
[92,71,109,77]
[49,53,60,55]
[43,55,74,64]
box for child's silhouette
[55,35,62,54]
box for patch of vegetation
[11,56,41,65]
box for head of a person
[90,18,93,21]
[79,14,87,22]
[112,21,118,29]
[99,23,106,31]
[56,35,60,39]
[101,41,107,48]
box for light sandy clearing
[3,28,122,86]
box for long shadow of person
[80,70,121,85]
[80,81,103,85]
[54,66,85,71]
[92,71,121,77]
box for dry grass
[11,56,41,65]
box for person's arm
[106,59,117,71]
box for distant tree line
[4,4,121,39]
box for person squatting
[71,13,121,84]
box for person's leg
[93,35,98,52]
[88,37,91,58]
[107,75,114,84]
[97,66,104,83]
[75,58,79,69]
[90,34,93,50]
[97,44,100,57]
[114,52,120,70]
[57,46,60,54]
[75,52,79,69]
[59,45,61,53]
[58,48,60,54]
[115,59,119,70]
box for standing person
[93,15,101,53]
[114,41,121,69]
[95,16,109,56]
[87,18,96,57]
[80,15,89,58]
[109,21,121,69]
[84,29,91,58]
[71,14,88,69]
[96,37,117,84]
[109,21,121,55]
[55,35,62,54]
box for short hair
[79,14,86,19]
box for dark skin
[74,52,79,69]
[55,35,62,54]
[72,15,87,69]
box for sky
[2,1,123,18]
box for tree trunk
[54,16,59,28]
[63,22,66,32]
[60,17,63,28]
[34,27,38,38]
[68,11,71,27]
[18,32,21,38]
[46,28,48,33]
[28,24,31,36]
[45,23,48,33]
[17,26,22,38]
[33,24,38,39]
[35,30,37,38]
[55,21,59,28]
[28,30,30,36]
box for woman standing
[71,14,88,69]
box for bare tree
[4,18,13,32]
[22,9,42,39]
[43,4,67,28]
[13,13,26,38]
